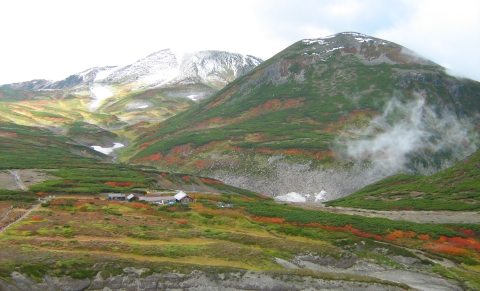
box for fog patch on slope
[345,96,478,174]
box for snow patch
[91,143,124,155]
[275,190,328,203]
[137,105,148,109]
[89,85,114,110]
[315,190,328,202]
[275,192,306,203]
[187,94,198,101]
[95,67,117,81]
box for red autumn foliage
[427,244,470,257]
[178,220,188,225]
[257,194,270,199]
[385,230,416,240]
[458,228,476,237]
[30,216,44,221]
[105,181,134,187]
[137,152,162,162]
[181,176,190,181]
[73,201,86,207]
[283,149,303,156]
[161,173,168,178]
[200,178,223,185]
[139,141,154,148]
[50,199,67,206]
[232,146,243,152]
[417,234,431,241]
[142,209,156,215]
[163,157,181,164]
[252,217,286,224]
[129,202,148,209]
[195,160,205,167]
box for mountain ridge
[2,49,262,102]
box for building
[108,193,125,200]
[174,191,195,203]
[139,196,176,205]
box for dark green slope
[326,149,480,211]
[0,122,108,170]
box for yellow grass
[42,248,259,270]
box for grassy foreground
[1,191,479,289]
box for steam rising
[345,96,477,173]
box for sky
[1,0,479,85]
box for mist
[345,95,478,174]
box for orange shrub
[30,216,43,221]
[417,234,431,241]
[427,244,470,257]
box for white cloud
[375,0,480,81]
[328,0,362,17]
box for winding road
[0,204,39,234]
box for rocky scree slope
[129,32,480,201]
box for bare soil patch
[0,169,58,190]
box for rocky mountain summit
[2,49,262,106]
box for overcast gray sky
[1,0,479,84]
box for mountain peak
[299,32,437,66]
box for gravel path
[0,204,40,234]
[296,203,480,224]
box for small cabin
[174,191,195,203]
[108,193,125,200]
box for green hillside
[127,33,480,183]
[326,150,480,211]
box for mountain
[0,49,262,146]
[1,49,262,106]
[127,32,480,200]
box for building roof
[139,196,176,202]
[108,193,125,197]
[127,194,135,200]
[174,191,187,200]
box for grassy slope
[326,150,480,211]
[126,36,480,176]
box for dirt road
[295,203,480,224]
[0,204,40,234]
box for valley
[0,32,479,290]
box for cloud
[0,0,478,84]
[345,95,478,174]
[375,0,480,81]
